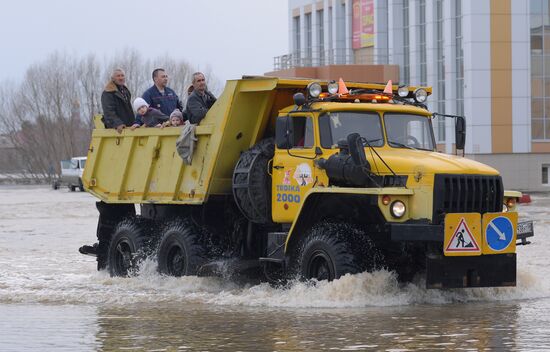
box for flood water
[0,186,549,351]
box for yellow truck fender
[283,186,414,254]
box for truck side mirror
[455,116,466,150]
[347,133,368,167]
[276,116,294,149]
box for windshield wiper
[388,140,417,150]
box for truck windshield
[319,112,384,148]
[384,113,435,151]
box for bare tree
[105,48,149,97]
[78,54,103,130]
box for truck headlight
[307,82,322,98]
[398,86,409,97]
[390,200,406,218]
[414,88,427,103]
[328,80,338,95]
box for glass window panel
[384,114,434,150]
[544,35,550,53]
[545,56,550,74]
[532,98,544,117]
[531,16,543,31]
[532,56,543,76]
[545,118,550,138]
[531,0,543,14]
[304,116,314,147]
[532,35,543,52]
[544,79,550,97]
[542,165,549,184]
[532,118,545,139]
[319,112,384,148]
[290,116,314,148]
[532,78,544,96]
[545,99,550,117]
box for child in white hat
[131,97,168,128]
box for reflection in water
[92,301,528,351]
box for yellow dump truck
[81,76,534,288]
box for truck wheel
[293,223,368,281]
[69,185,76,192]
[157,220,207,276]
[52,181,59,190]
[78,179,84,192]
[107,217,155,277]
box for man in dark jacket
[185,72,217,124]
[142,68,184,117]
[100,68,136,133]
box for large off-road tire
[232,138,274,224]
[157,219,208,276]
[291,222,380,281]
[107,217,156,277]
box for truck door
[272,114,317,223]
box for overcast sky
[0,0,289,83]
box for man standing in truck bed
[100,68,136,133]
[142,68,184,117]
[185,72,217,124]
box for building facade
[276,0,550,192]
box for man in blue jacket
[142,68,184,117]
[185,72,217,124]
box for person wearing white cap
[131,97,168,129]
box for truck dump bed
[83,76,400,204]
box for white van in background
[53,156,87,191]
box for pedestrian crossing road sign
[444,213,482,256]
[482,212,517,255]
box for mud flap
[426,253,516,289]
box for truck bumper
[389,221,531,289]
[390,220,534,245]
[426,253,516,289]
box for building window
[455,0,464,116]
[402,1,410,85]
[329,6,333,62]
[531,0,550,140]
[435,0,446,142]
[318,9,325,66]
[339,2,347,64]
[418,0,427,86]
[305,13,312,66]
[543,164,549,185]
[293,16,301,66]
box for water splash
[0,186,548,308]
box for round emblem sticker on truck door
[294,163,313,186]
[485,216,514,251]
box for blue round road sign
[486,216,513,251]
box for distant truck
[53,157,87,191]
[81,76,534,289]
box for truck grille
[432,174,503,224]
